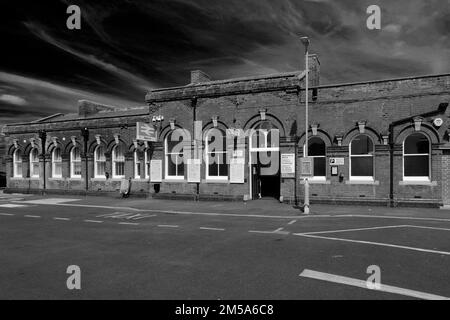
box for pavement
[0,191,449,300]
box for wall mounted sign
[187,159,201,183]
[150,160,162,182]
[230,158,245,183]
[299,157,313,177]
[137,122,157,142]
[329,157,345,166]
[281,153,295,178]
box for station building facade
[2,55,450,207]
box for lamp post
[300,36,310,214]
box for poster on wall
[150,160,162,182]
[230,158,245,183]
[281,153,295,178]
[187,159,201,183]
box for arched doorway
[249,121,280,199]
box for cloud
[0,94,27,106]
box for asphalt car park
[0,194,449,299]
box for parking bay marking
[24,215,41,218]
[0,213,15,216]
[299,269,450,300]
[199,227,225,231]
[53,217,70,221]
[84,220,103,224]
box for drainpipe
[192,97,199,201]
[38,130,47,191]
[81,128,89,192]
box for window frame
[51,147,62,178]
[303,137,326,181]
[144,149,151,179]
[134,150,141,179]
[164,132,185,180]
[94,145,106,178]
[402,132,431,181]
[13,149,22,178]
[205,129,228,181]
[70,146,82,179]
[349,134,374,181]
[112,145,125,179]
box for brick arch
[8,143,24,156]
[63,141,82,154]
[343,127,381,145]
[396,124,440,145]
[243,113,286,137]
[88,138,107,154]
[202,121,228,141]
[298,129,333,147]
[159,124,185,142]
[106,139,127,154]
[25,142,43,155]
[128,141,146,152]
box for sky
[0,0,449,124]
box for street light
[300,36,310,214]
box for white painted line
[0,213,14,216]
[0,204,28,208]
[53,217,70,221]
[335,214,450,223]
[199,227,225,231]
[299,269,450,300]
[301,225,407,235]
[274,227,284,233]
[403,225,450,232]
[118,222,140,226]
[294,233,450,256]
[248,230,276,234]
[288,220,297,225]
[20,198,81,204]
[157,224,179,228]
[24,215,41,218]
[84,220,103,223]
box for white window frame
[94,145,106,178]
[303,137,326,181]
[144,149,151,179]
[70,146,82,179]
[13,149,22,178]
[403,133,430,182]
[112,145,125,179]
[165,134,184,180]
[134,150,141,179]
[51,147,62,178]
[30,148,40,178]
[205,129,228,180]
[349,135,374,181]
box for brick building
[2,55,450,207]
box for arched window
[349,135,374,180]
[403,133,430,180]
[205,128,228,180]
[112,145,125,178]
[70,147,82,178]
[30,148,40,178]
[13,149,22,178]
[165,131,184,179]
[51,147,62,178]
[251,121,279,150]
[94,146,106,178]
[305,137,326,179]
[145,149,151,179]
[134,150,141,179]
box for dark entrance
[251,152,280,199]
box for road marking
[118,222,140,226]
[403,225,450,232]
[53,217,70,221]
[199,227,225,231]
[294,233,450,256]
[157,224,179,228]
[0,213,15,216]
[299,269,450,300]
[24,215,41,218]
[19,198,81,205]
[84,220,103,223]
[335,214,450,223]
[288,220,297,225]
[0,204,28,208]
[300,225,407,235]
[274,227,284,232]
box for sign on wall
[281,153,295,178]
[150,159,162,182]
[329,157,345,166]
[137,122,157,142]
[299,157,313,177]
[230,158,245,183]
[187,159,201,183]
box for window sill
[68,178,83,181]
[345,180,379,185]
[300,179,331,184]
[91,178,107,181]
[111,178,126,181]
[10,177,24,180]
[49,178,64,181]
[202,179,229,184]
[132,178,149,182]
[399,180,437,186]
[163,179,185,183]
